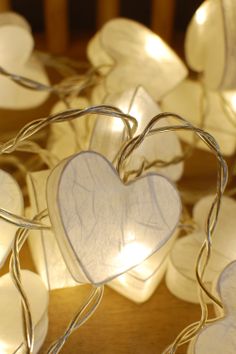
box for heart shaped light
[185,0,236,90]
[189,261,236,354]
[161,78,236,156]
[0,270,48,353]
[0,12,49,109]
[166,195,236,303]
[0,169,23,268]
[47,151,181,285]
[87,18,187,99]
[91,86,184,181]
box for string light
[0,8,234,354]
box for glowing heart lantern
[161,79,236,156]
[0,12,49,109]
[90,86,184,182]
[87,18,187,100]
[47,151,181,286]
[0,270,48,354]
[188,261,236,354]
[166,196,236,303]
[0,169,23,268]
[185,0,236,90]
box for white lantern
[87,18,187,100]
[166,195,236,303]
[161,79,236,156]
[0,12,49,109]
[91,86,184,181]
[188,261,236,354]
[46,151,181,286]
[185,0,236,90]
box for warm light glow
[195,6,207,25]
[0,340,9,354]
[111,117,124,132]
[145,36,171,61]
[230,94,236,111]
[118,241,150,268]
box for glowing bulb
[0,341,8,354]
[145,36,171,61]
[111,118,125,132]
[118,241,150,268]
[196,6,207,25]
[230,94,236,111]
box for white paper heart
[87,18,187,99]
[0,169,23,267]
[0,270,48,353]
[185,0,236,90]
[90,86,184,181]
[47,151,181,285]
[166,195,236,303]
[161,78,236,156]
[189,261,236,354]
[0,12,49,109]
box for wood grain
[96,0,120,29]
[151,0,176,43]
[0,0,11,12]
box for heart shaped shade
[0,12,49,109]
[166,196,236,303]
[47,151,181,285]
[161,79,236,156]
[189,261,236,354]
[90,86,184,181]
[87,18,187,99]
[185,0,236,90]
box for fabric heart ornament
[47,151,181,285]
[185,0,236,90]
[0,12,49,109]
[166,195,236,303]
[188,261,236,354]
[90,86,184,182]
[161,78,236,156]
[0,169,23,268]
[0,270,48,353]
[87,18,187,99]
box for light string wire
[9,210,48,353]
[118,80,208,184]
[1,107,227,354]
[0,47,230,354]
[116,112,227,353]
[0,63,108,99]
[47,286,104,354]
[0,105,137,354]
[0,62,228,352]
[0,105,137,230]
